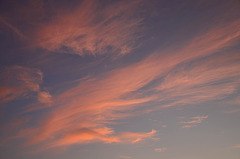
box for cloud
[49,128,156,148]
[231,144,240,149]
[119,129,156,144]
[5,18,240,151]
[152,137,160,141]
[49,127,119,147]
[181,125,196,128]
[154,147,167,152]
[0,16,27,39]
[180,116,208,128]
[0,66,43,103]
[34,0,144,55]
[38,91,52,104]
[180,116,208,124]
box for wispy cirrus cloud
[180,115,208,124]
[5,17,240,151]
[49,128,156,148]
[0,65,52,106]
[0,66,43,103]
[231,144,240,149]
[6,18,239,150]
[181,125,196,128]
[154,147,167,152]
[1,1,240,158]
[34,0,144,55]
[180,116,208,128]
[0,16,27,39]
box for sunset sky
[0,0,240,159]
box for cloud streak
[180,116,208,128]
[2,4,240,153]
[50,128,156,148]
[0,66,43,103]
[154,147,167,152]
[0,16,27,39]
[35,0,144,55]
[6,18,239,150]
[231,144,240,149]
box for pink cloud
[231,144,240,149]
[181,125,196,128]
[7,18,240,152]
[180,116,208,124]
[38,91,52,104]
[39,128,155,151]
[154,147,167,152]
[0,16,27,39]
[34,0,144,55]
[180,116,208,128]
[0,66,43,103]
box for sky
[0,0,240,159]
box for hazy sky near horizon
[0,0,240,159]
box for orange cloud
[0,66,43,103]
[35,0,144,55]
[50,127,119,147]
[49,128,155,148]
[8,18,240,151]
